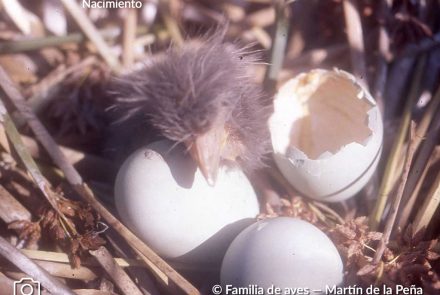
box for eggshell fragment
[269,69,383,202]
[221,217,343,294]
[114,140,259,265]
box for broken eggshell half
[269,69,383,202]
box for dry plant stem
[104,232,161,295]
[131,248,169,287]
[0,124,11,153]
[0,66,82,185]
[398,148,440,231]
[370,55,427,230]
[26,57,95,110]
[13,56,96,127]
[264,0,290,93]
[5,261,99,281]
[90,247,143,295]
[20,249,145,268]
[0,35,84,53]
[373,123,418,265]
[161,1,184,47]
[413,172,440,237]
[0,99,77,236]
[36,260,98,281]
[123,9,138,67]
[0,272,15,295]
[413,86,440,151]
[21,133,110,168]
[0,64,198,295]
[0,184,31,223]
[20,134,115,182]
[373,0,392,112]
[307,204,327,224]
[248,27,271,49]
[0,0,43,36]
[311,202,344,225]
[397,86,440,230]
[0,27,150,54]
[59,0,121,72]
[73,290,116,295]
[77,184,199,295]
[411,116,440,236]
[245,6,275,28]
[342,0,368,89]
[0,236,75,295]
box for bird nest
[0,1,439,295]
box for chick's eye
[221,100,232,108]
[196,115,210,130]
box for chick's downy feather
[108,31,271,174]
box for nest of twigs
[0,0,439,294]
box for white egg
[114,140,259,265]
[269,69,383,202]
[221,217,343,294]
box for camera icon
[13,278,40,295]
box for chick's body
[108,33,270,183]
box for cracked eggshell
[221,217,343,293]
[269,69,383,202]
[114,140,259,265]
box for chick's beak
[187,124,225,186]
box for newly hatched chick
[108,29,271,185]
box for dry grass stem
[78,184,199,294]
[13,57,96,127]
[0,272,15,295]
[396,86,440,230]
[342,0,368,88]
[0,185,32,223]
[20,134,115,182]
[20,249,146,268]
[0,27,150,54]
[370,56,427,230]
[123,9,138,67]
[0,65,83,186]
[264,0,290,92]
[0,96,78,238]
[89,246,144,295]
[373,123,418,264]
[413,172,440,237]
[398,147,440,231]
[59,0,121,71]
[245,7,275,28]
[161,1,184,47]
[373,0,392,112]
[73,290,117,295]
[34,260,98,281]
[0,236,75,295]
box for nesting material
[114,140,259,265]
[269,69,383,202]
